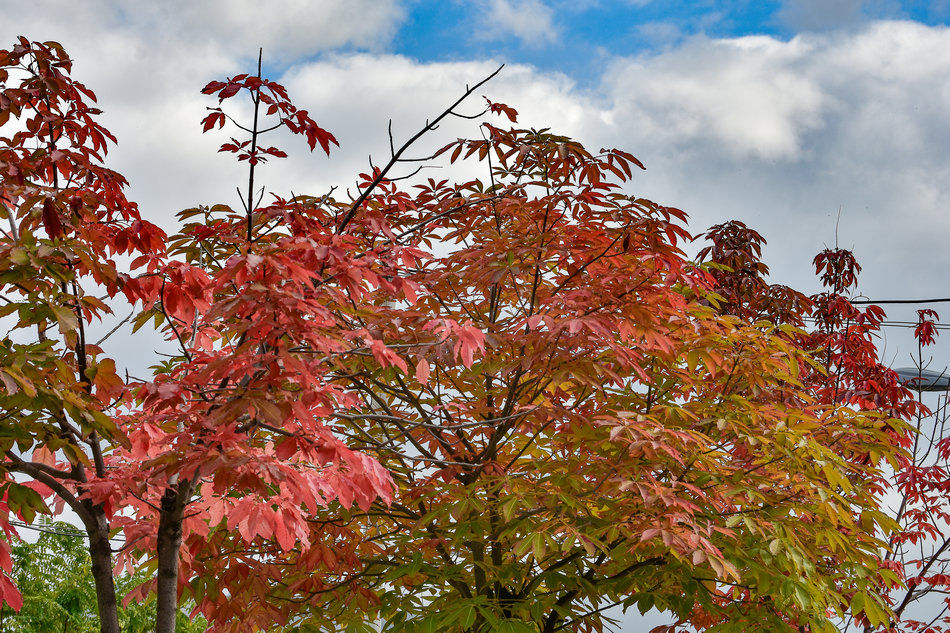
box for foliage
[0,38,393,633]
[0,521,206,633]
[0,36,927,633]
[242,131,907,632]
[0,522,98,633]
[868,308,950,633]
[0,37,166,633]
[698,221,950,633]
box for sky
[6,0,950,364]
[4,0,950,629]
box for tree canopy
[0,37,930,633]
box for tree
[251,129,909,631]
[0,521,207,633]
[0,37,165,633]
[0,37,916,633]
[1,522,98,633]
[0,38,396,633]
[697,221,950,633]
[875,308,950,633]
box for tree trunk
[156,481,192,633]
[86,507,120,633]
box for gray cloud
[777,0,868,31]
[594,22,950,304]
[602,35,828,161]
[14,0,405,61]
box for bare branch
[336,65,504,233]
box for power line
[801,316,950,331]
[9,519,85,538]
[8,519,125,543]
[851,298,950,305]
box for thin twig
[94,309,135,346]
[336,65,504,233]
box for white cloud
[273,20,950,324]
[270,54,591,199]
[168,0,405,60]
[0,0,407,225]
[591,21,950,312]
[477,0,559,47]
[603,34,827,161]
[6,0,405,64]
[6,6,950,378]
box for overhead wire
[799,295,950,330]
[800,316,950,331]
[851,298,950,305]
[8,519,125,544]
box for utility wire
[800,316,950,331]
[8,519,125,543]
[9,519,84,538]
[851,298,950,305]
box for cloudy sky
[4,0,950,627]
[6,0,950,366]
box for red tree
[0,39,399,633]
[0,38,923,633]
[868,307,950,633]
[249,131,912,632]
[0,38,165,631]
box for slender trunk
[245,48,263,242]
[86,506,120,633]
[156,480,193,633]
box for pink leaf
[416,358,430,385]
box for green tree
[0,521,206,633]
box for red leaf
[42,198,63,239]
[218,83,240,100]
[201,80,226,94]
[201,111,224,133]
[370,339,408,373]
[0,541,11,573]
[0,573,21,612]
[456,323,485,368]
[275,512,295,551]
[484,97,518,122]
[915,309,939,346]
[261,146,288,159]
[306,123,339,155]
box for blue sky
[391,1,950,81]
